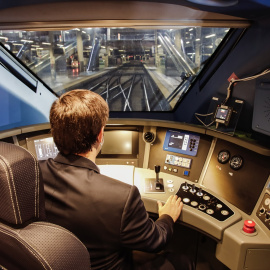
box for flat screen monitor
[98,130,139,159]
[27,130,139,160]
[26,135,59,160]
[163,130,200,157]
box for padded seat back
[0,142,91,269]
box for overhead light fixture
[186,0,238,7]
[205,34,216,38]
[21,39,34,43]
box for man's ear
[97,127,104,143]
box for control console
[176,183,234,221]
[256,193,270,230]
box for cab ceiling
[0,0,251,31]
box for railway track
[83,62,170,111]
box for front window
[0,27,229,111]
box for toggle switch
[182,181,189,190]
[190,184,196,194]
[196,188,203,197]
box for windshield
[0,27,229,111]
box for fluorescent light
[21,39,34,43]
[205,34,216,38]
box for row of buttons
[164,166,190,176]
[189,139,197,151]
[182,197,229,216]
[164,166,178,173]
[165,154,192,169]
[177,183,234,221]
[166,179,175,193]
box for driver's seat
[0,141,91,269]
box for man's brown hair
[50,89,109,154]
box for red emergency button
[243,220,256,233]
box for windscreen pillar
[155,30,158,66]
[49,32,56,80]
[195,28,201,69]
[76,30,84,72]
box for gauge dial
[230,155,243,170]
[217,150,230,164]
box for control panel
[163,130,200,157]
[176,183,234,221]
[165,154,192,169]
[148,128,212,183]
[256,193,270,230]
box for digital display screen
[26,130,139,160]
[98,130,139,158]
[163,130,200,157]
[33,137,59,160]
[101,130,132,155]
[215,108,229,120]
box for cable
[223,68,270,105]
[195,67,270,128]
[195,112,214,127]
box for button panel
[176,183,234,221]
[165,154,192,169]
[256,193,270,230]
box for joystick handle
[155,165,160,183]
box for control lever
[190,184,196,194]
[155,165,163,190]
[197,187,203,197]
[183,181,189,190]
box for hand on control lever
[157,195,183,222]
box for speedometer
[229,155,243,170]
[217,150,230,164]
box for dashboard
[0,119,269,270]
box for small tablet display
[163,130,200,157]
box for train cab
[0,0,270,269]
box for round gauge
[229,155,243,170]
[217,150,230,164]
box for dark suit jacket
[39,153,174,270]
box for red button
[243,220,256,233]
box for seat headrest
[0,142,46,226]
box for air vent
[143,131,156,143]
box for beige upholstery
[0,141,91,269]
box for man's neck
[77,142,100,164]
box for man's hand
[157,195,183,222]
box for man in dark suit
[40,89,191,270]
